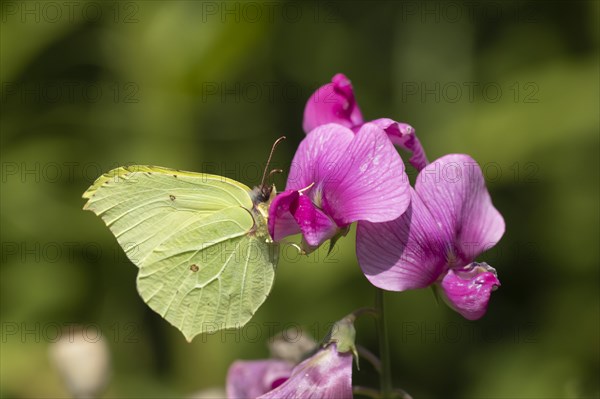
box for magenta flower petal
[439,263,501,320]
[258,344,353,399]
[302,74,429,171]
[274,122,410,250]
[226,359,294,399]
[303,73,364,134]
[268,189,338,248]
[357,154,504,319]
[287,124,354,192]
[320,122,410,225]
[268,190,302,242]
[415,154,505,263]
[371,118,428,171]
[357,189,451,291]
[293,194,339,247]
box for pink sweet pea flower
[226,319,356,399]
[268,122,410,252]
[226,359,294,399]
[258,344,353,399]
[227,347,353,399]
[303,73,363,133]
[303,73,428,171]
[356,154,505,320]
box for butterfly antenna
[260,136,286,187]
[267,169,283,184]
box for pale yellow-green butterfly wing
[83,165,278,341]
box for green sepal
[324,314,359,370]
[430,284,441,306]
[327,225,351,256]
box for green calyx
[325,314,359,368]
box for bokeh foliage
[1,1,598,398]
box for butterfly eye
[262,185,273,201]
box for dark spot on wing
[173,174,177,178]
[190,264,199,272]
[169,194,176,201]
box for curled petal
[371,118,429,171]
[415,154,505,263]
[267,189,338,248]
[226,359,294,399]
[303,73,364,134]
[357,189,450,291]
[258,344,353,399]
[268,190,302,242]
[321,123,411,225]
[439,262,500,320]
[294,194,339,247]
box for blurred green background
[1,0,599,398]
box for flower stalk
[356,345,381,373]
[353,385,381,398]
[375,288,393,399]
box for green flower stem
[375,288,393,399]
[356,344,382,373]
[352,306,378,319]
[353,385,381,398]
[394,388,413,399]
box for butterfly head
[251,183,276,205]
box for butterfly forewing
[83,166,253,267]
